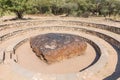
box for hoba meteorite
[30,33,87,64]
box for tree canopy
[0,0,34,19]
[0,0,120,19]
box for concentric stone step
[0,18,119,80]
[0,26,117,80]
[3,38,27,64]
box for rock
[30,33,87,64]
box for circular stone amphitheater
[0,16,120,80]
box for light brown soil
[16,41,96,74]
[0,16,119,80]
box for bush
[82,12,90,18]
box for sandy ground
[0,16,119,80]
[16,41,96,74]
[0,64,30,80]
[0,15,120,28]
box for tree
[0,8,4,17]
[33,0,52,14]
[112,0,120,19]
[0,0,34,19]
[0,0,120,18]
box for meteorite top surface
[30,33,87,63]
[30,33,86,54]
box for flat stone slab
[30,33,87,64]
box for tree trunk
[15,11,24,19]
